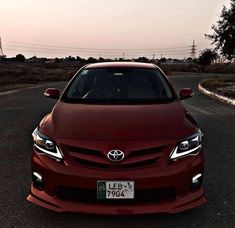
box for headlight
[170,129,203,160]
[32,128,63,160]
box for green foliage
[87,57,98,63]
[160,58,167,63]
[206,0,235,60]
[15,54,25,62]
[198,49,218,66]
[135,57,149,63]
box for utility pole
[190,40,197,59]
[0,37,4,57]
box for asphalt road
[0,74,235,227]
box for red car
[27,62,207,214]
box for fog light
[32,172,44,190]
[192,173,202,189]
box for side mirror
[179,88,194,100]
[44,88,60,99]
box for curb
[198,83,235,107]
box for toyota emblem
[107,150,125,162]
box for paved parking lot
[0,74,234,227]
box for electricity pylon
[0,37,4,57]
[190,40,197,59]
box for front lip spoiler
[27,185,207,215]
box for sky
[0,0,232,59]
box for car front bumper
[28,185,206,214]
[27,148,207,215]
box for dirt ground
[200,76,235,99]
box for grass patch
[201,76,235,99]
[0,62,79,91]
[201,76,235,89]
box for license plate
[97,181,135,199]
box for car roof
[85,62,157,69]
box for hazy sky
[0,0,231,59]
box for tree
[206,0,235,60]
[65,56,76,62]
[98,57,106,62]
[135,57,149,63]
[186,57,193,63]
[160,57,167,63]
[198,49,218,68]
[15,54,25,62]
[87,57,97,63]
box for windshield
[63,68,175,104]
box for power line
[5,44,189,55]
[5,48,189,56]
[5,41,189,52]
[4,40,196,58]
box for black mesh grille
[74,157,159,170]
[66,146,103,158]
[128,147,163,158]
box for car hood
[39,101,196,141]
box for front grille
[63,145,163,170]
[55,186,176,204]
[128,147,163,158]
[67,146,103,158]
[74,157,159,170]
